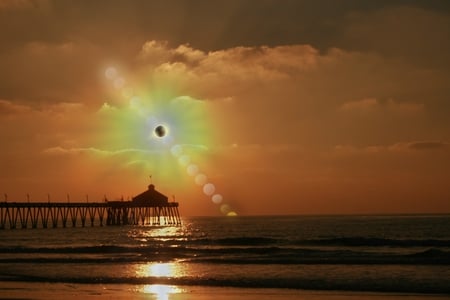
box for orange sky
[1,0,450,216]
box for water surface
[1,215,449,297]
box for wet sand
[1,282,448,300]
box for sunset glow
[101,66,236,215]
[1,1,449,216]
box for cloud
[0,99,32,115]
[136,41,442,148]
[138,42,321,92]
[139,41,206,66]
[0,99,86,120]
[170,95,204,105]
[1,38,445,160]
[333,144,388,155]
[41,102,85,118]
[340,5,450,68]
[339,98,424,114]
[406,141,450,151]
[0,40,102,104]
[42,146,153,157]
[334,140,450,154]
[139,41,319,73]
[0,0,48,10]
[340,98,378,112]
[386,99,424,114]
[134,40,445,116]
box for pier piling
[0,201,181,229]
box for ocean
[0,215,449,299]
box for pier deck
[0,201,181,229]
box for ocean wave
[211,237,280,245]
[295,237,450,247]
[1,236,449,252]
[1,246,449,265]
[199,236,450,247]
[136,236,450,247]
[1,273,449,294]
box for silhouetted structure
[0,184,181,229]
[132,184,168,205]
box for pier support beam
[0,202,181,229]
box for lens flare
[130,96,141,107]
[203,183,215,196]
[178,155,190,166]
[212,194,223,204]
[220,204,231,214]
[114,77,125,89]
[102,67,237,216]
[105,67,117,79]
[186,164,199,176]
[170,145,182,157]
[194,173,207,186]
[122,87,134,98]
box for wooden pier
[0,184,182,229]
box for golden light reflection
[141,284,183,300]
[150,262,172,277]
[143,226,184,238]
[136,262,186,300]
[136,262,187,278]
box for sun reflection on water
[141,284,183,300]
[136,262,187,300]
[128,226,187,241]
[151,262,173,277]
[136,262,187,278]
[128,224,200,299]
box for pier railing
[0,201,181,229]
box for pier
[0,184,181,229]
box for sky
[1,0,450,216]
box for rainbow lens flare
[101,67,237,216]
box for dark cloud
[338,5,450,69]
[1,1,449,104]
[2,1,449,53]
